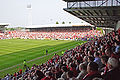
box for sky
[0,0,86,27]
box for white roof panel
[26,23,93,28]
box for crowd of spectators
[1,29,120,80]
[0,29,102,41]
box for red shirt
[70,67,78,77]
[19,69,22,74]
[104,64,108,75]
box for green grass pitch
[0,39,86,78]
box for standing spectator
[23,60,27,69]
[46,49,48,55]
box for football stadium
[0,0,120,80]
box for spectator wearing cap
[104,57,120,80]
[83,62,102,80]
[76,63,87,80]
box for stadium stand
[0,29,102,41]
[1,0,120,79]
[1,28,120,80]
[0,23,103,40]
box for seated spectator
[76,63,87,80]
[88,56,94,63]
[67,71,75,80]
[104,57,120,80]
[115,34,120,42]
[75,59,81,73]
[94,52,102,69]
[3,74,11,80]
[41,71,56,80]
[54,65,63,79]
[83,62,102,80]
[88,51,93,57]
[83,56,88,65]
[35,70,45,80]
[115,41,120,53]
[113,41,120,59]
[105,49,111,57]
[69,63,78,77]
[60,66,68,80]
[100,55,109,76]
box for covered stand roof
[26,23,93,28]
[63,0,120,29]
[63,0,98,2]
